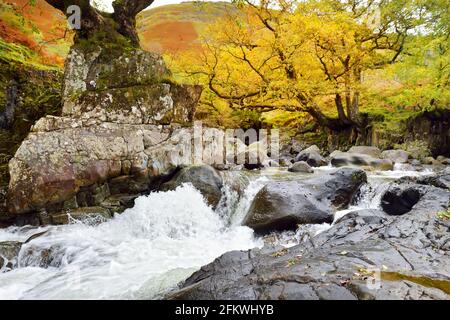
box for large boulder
[294,145,327,167]
[7,119,171,215]
[288,161,313,173]
[381,149,410,163]
[62,47,202,125]
[395,170,450,190]
[168,183,450,300]
[243,168,367,234]
[4,46,208,225]
[6,117,235,220]
[331,153,394,171]
[159,165,223,209]
[348,146,381,158]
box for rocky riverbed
[0,164,449,299]
[169,167,450,300]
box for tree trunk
[112,0,155,47]
[44,0,155,48]
[335,93,350,124]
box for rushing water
[0,165,434,299]
[0,184,261,299]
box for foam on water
[0,184,262,300]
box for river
[0,165,433,299]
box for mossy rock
[0,60,62,187]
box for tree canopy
[170,0,449,143]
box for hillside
[0,0,69,68]
[0,0,234,68]
[139,1,238,53]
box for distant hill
[139,1,238,53]
[0,0,235,68]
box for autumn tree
[173,0,431,143]
[43,0,155,47]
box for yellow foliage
[169,0,448,132]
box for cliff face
[405,109,450,157]
[323,107,450,158]
[367,109,450,158]
[4,46,203,225]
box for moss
[0,59,62,187]
[437,208,450,220]
[381,271,450,295]
[72,17,135,54]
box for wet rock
[244,183,332,233]
[160,165,223,209]
[24,231,48,244]
[51,207,112,225]
[19,244,63,269]
[381,150,410,163]
[294,145,327,167]
[381,187,422,215]
[331,153,394,171]
[396,171,450,190]
[422,157,436,165]
[169,184,450,300]
[288,161,313,173]
[436,156,450,165]
[279,157,295,167]
[418,174,450,190]
[244,168,366,234]
[348,146,381,158]
[0,241,22,270]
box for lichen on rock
[4,44,203,224]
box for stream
[0,166,434,299]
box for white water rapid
[0,184,262,299]
[0,166,434,299]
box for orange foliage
[140,21,200,54]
